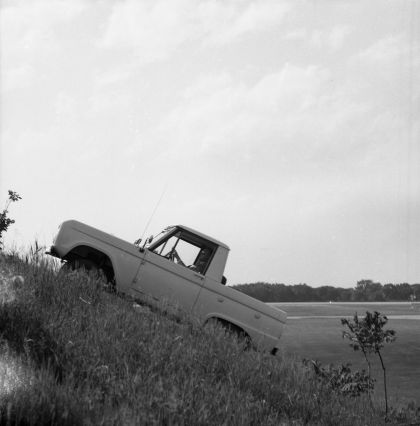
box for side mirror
[141,235,154,249]
[134,238,142,246]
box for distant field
[272,302,420,405]
[269,301,420,318]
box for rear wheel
[205,318,252,349]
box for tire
[205,318,252,349]
[62,258,106,282]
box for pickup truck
[48,220,287,354]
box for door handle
[217,297,224,303]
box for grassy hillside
[0,252,418,425]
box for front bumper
[46,245,60,258]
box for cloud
[358,34,419,65]
[349,32,420,115]
[88,89,133,115]
[284,26,352,50]
[283,28,307,41]
[0,0,86,92]
[313,26,352,50]
[1,66,34,93]
[99,0,290,63]
[99,0,189,62]
[93,67,134,89]
[141,63,369,172]
[200,0,291,46]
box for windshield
[146,226,175,248]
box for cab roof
[174,225,230,250]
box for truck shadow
[0,301,63,382]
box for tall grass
[0,251,418,425]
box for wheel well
[64,245,115,283]
[206,317,251,343]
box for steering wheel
[165,249,185,266]
[165,249,175,260]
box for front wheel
[62,258,107,283]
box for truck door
[131,229,215,311]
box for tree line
[232,280,420,303]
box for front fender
[52,220,143,291]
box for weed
[305,359,374,397]
[342,311,396,418]
[0,190,21,250]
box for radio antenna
[140,184,168,242]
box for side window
[175,240,201,267]
[151,230,215,274]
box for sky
[1,0,419,287]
